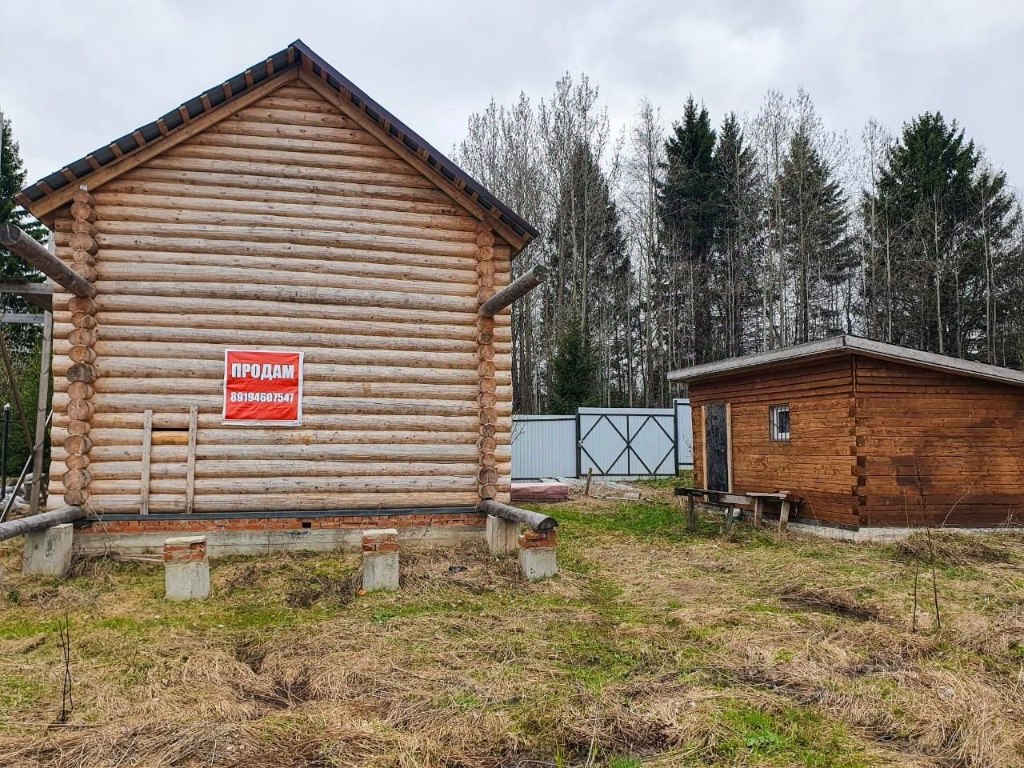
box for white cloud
[2,0,1022,187]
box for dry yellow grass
[2,490,1024,766]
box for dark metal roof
[668,335,1024,389]
[19,40,537,245]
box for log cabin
[12,40,540,555]
[669,335,1024,535]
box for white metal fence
[511,400,692,480]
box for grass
[2,488,1024,766]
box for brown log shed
[669,336,1024,532]
[11,40,540,554]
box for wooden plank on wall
[140,409,153,515]
[185,405,198,514]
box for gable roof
[18,39,537,250]
[668,335,1024,389]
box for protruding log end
[479,264,549,317]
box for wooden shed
[669,335,1024,532]
[10,40,540,553]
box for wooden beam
[0,313,44,325]
[478,499,557,531]
[0,506,85,543]
[140,410,153,515]
[0,282,54,311]
[478,265,548,317]
[22,68,300,221]
[0,224,95,298]
[297,68,529,253]
[29,312,53,515]
[185,405,198,514]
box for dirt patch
[778,585,884,621]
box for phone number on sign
[228,392,295,403]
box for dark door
[705,403,729,491]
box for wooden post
[478,264,548,317]
[779,499,791,533]
[185,405,198,514]
[29,311,53,515]
[687,493,697,532]
[140,410,153,515]
[584,467,593,497]
[753,498,763,526]
[0,224,95,298]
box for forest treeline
[455,81,1024,413]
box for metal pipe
[1,403,9,501]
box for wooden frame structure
[671,335,1024,530]
[12,41,543,548]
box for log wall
[46,75,513,514]
[689,356,859,526]
[853,355,1024,526]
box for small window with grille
[770,404,790,441]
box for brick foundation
[73,510,486,558]
[519,529,557,549]
[163,537,207,563]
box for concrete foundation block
[485,515,519,555]
[23,523,74,577]
[163,536,210,601]
[362,528,399,592]
[518,529,558,581]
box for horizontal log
[87,460,480,481]
[90,377,482,399]
[98,176,467,221]
[166,141,419,179]
[88,491,482,515]
[88,442,480,463]
[90,313,510,346]
[0,506,85,542]
[0,224,95,298]
[479,265,548,317]
[93,261,477,298]
[90,475,478,495]
[84,280,476,314]
[114,165,453,208]
[478,499,557,531]
[52,391,480,417]
[92,243,478,283]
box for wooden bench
[747,491,804,532]
[674,487,751,531]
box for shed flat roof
[668,335,1024,389]
[18,40,538,248]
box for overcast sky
[3,0,1023,193]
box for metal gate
[512,401,692,480]
[577,407,676,478]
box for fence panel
[510,415,577,480]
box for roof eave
[668,335,1024,390]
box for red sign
[223,349,304,425]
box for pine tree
[777,127,854,342]
[659,97,720,365]
[1,113,47,318]
[866,113,1019,359]
[713,113,762,357]
[0,112,46,474]
[547,317,599,414]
